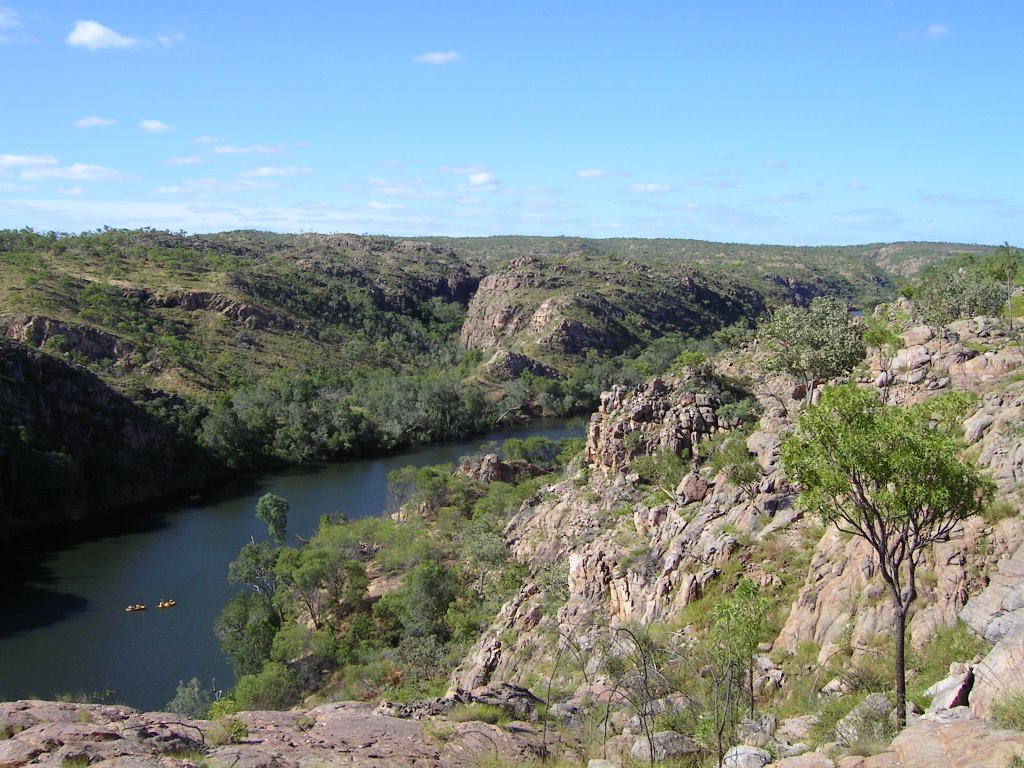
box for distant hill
[0,228,993,535]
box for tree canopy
[780,384,991,725]
[255,492,289,545]
[756,297,865,400]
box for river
[0,419,583,711]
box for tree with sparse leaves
[781,384,991,727]
[756,297,865,403]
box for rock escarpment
[452,328,1024,743]
[451,373,795,691]
[458,256,763,366]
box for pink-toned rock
[676,471,709,504]
[892,345,931,371]
[901,325,933,347]
[774,755,835,768]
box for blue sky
[0,1,1021,245]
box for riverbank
[0,419,582,710]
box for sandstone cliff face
[458,257,763,364]
[453,322,1024,722]
[4,315,139,370]
[451,374,795,691]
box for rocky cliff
[447,309,1024,763]
[458,256,764,367]
[0,340,216,537]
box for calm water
[0,419,582,711]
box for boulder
[676,471,709,504]
[629,730,701,763]
[963,413,996,445]
[924,665,974,712]
[901,326,933,347]
[724,744,772,768]
[892,345,931,371]
[777,714,819,743]
[834,693,894,747]
[775,756,835,768]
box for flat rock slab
[835,718,1024,768]
[0,700,551,768]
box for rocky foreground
[0,697,554,768]
[3,698,1024,768]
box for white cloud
[0,154,58,168]
[74,116,117,128]
[194,135,219,144]
[467,172,496,186]
[141,119,174,133]
[21,163,136,181]
[164,156,203,165]
[67,20,137,50]
[927,24,949,40]
[0,7,27,44]
[756,192,815,204]
[847,181,869,190]
[576,169,629,179]
[211,143,286,155]
[155,178,279,194]
[57,186,86,196]
[377,159,403,168]
[367,201,405,210]
[627,183,671,193]
[762,159,786,168]
[414,51,462,65]
[239,166,313,177]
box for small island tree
[780,384,991,726]
[255,492,289,545]
[756,296,865,404]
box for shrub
[994,691,1024,731]
[233,662,301,711]
[909,621,990,702]
[983,500,1019,524]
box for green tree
[780,384,991,726]
[256,492,288,545]
[756,297,865,403]
[228,540,280,595]
[709,435,761,502]
[275,546,367,630]
[914,261,1004,329]
[402,559,456,641]
[233,661,301,710]
[861,316,901,367]
[165,677,212,719]
[215,591,279,678]
[986,242,1023,330]
[714,577,768,719]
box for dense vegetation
[197,435,582,713]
